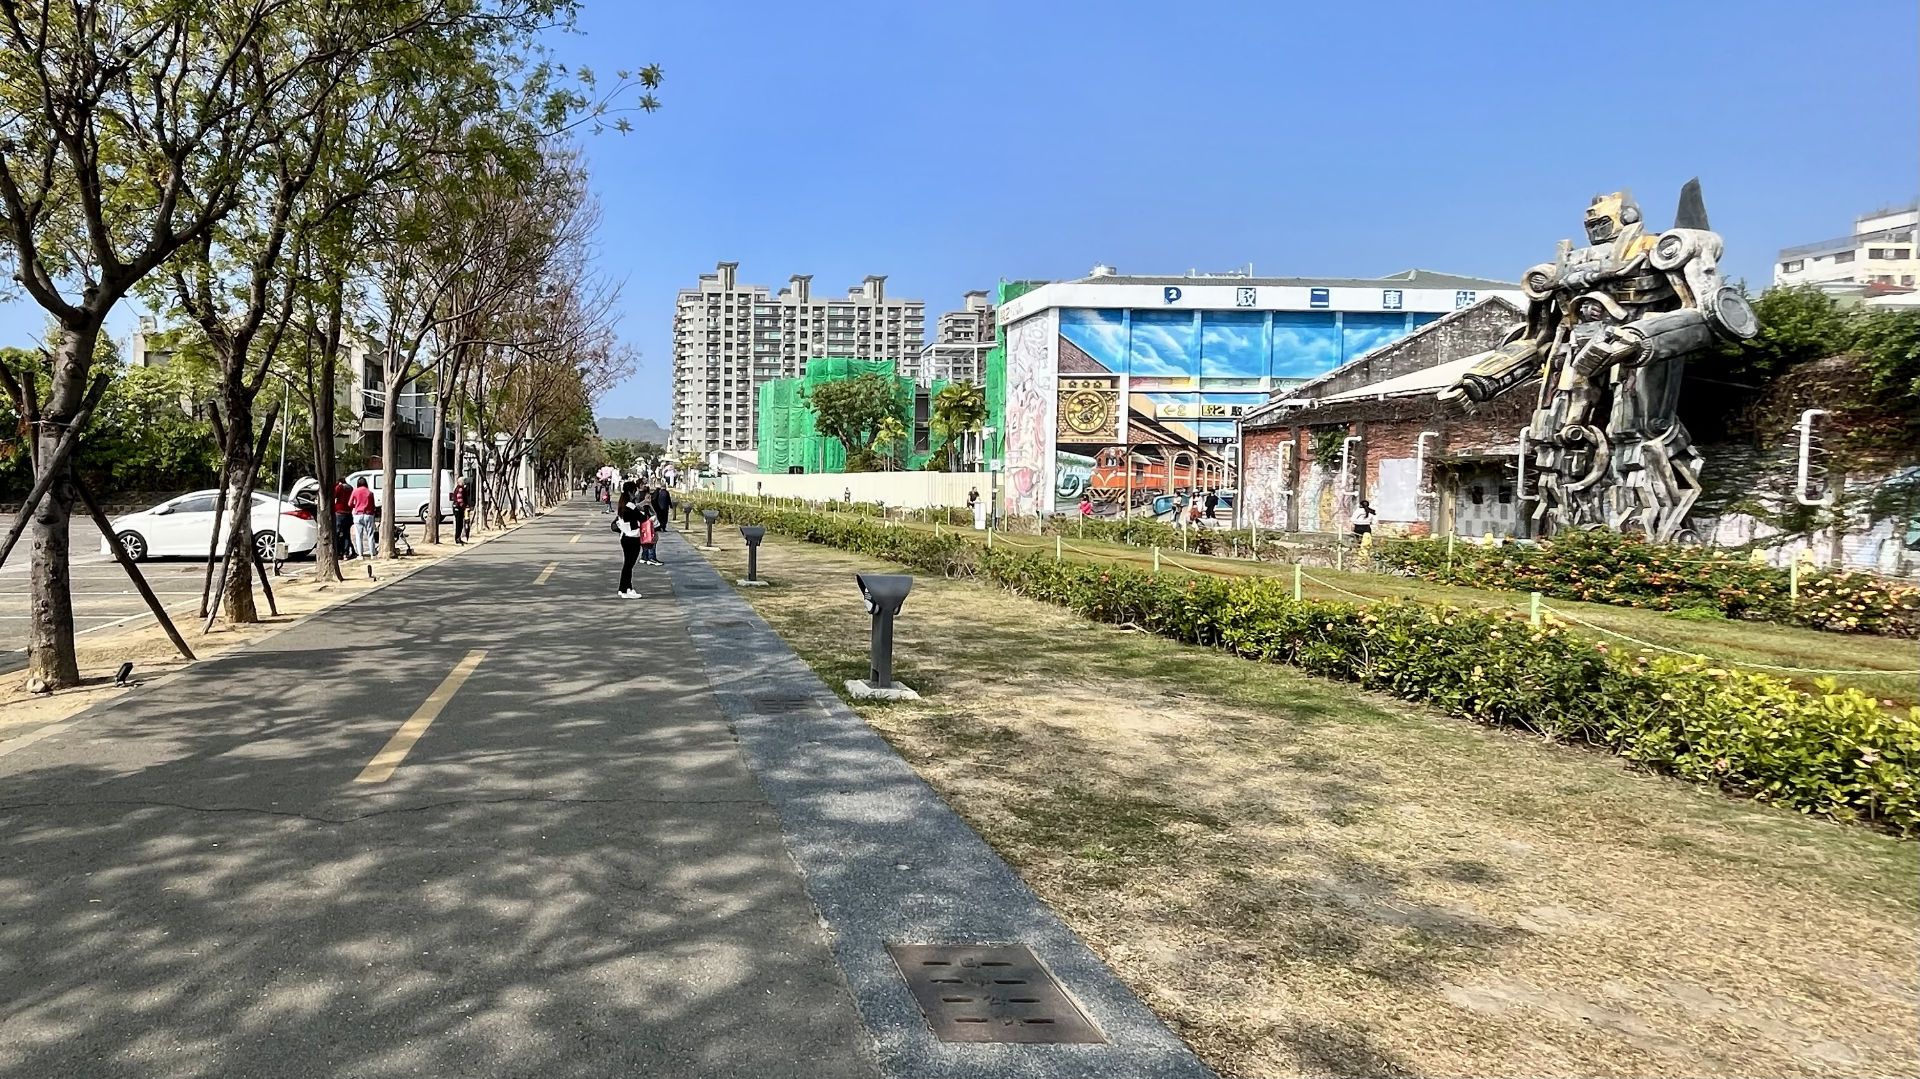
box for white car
[103,490,320,563]
[289,468,454,524]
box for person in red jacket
[348,477,377,559]
[331,479,352,559]
[451,476,470,545]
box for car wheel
[253,530,281,564]
[418,504,432,524]
[116,531,148,562]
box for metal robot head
[1583,190,1643,245]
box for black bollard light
[848,573,918,699]
[701,508,720,548]
[681,504,693,530]
[738,525,768,586]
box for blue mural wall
[1063,307,1427,385]
[1052,307,1433,510]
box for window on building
[1895,249,1913,259]
[1870,248,1889,259]
[1903,276,1915,286]
[1833,251,1856,264]
[1781,259,1804,273]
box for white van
[291,469,455,523]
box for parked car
[102,490,319,563]
[289,469,454,523]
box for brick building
[1239,297,1533,536]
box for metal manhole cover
[887,943,1105,1044]
[749,695,812,714]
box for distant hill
[596,416,669,443]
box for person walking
[349,476,378,559]
[1350,499,1378,539]
[331,478,353,560]
[451,476,470,545]
[650,481,673,534]
[1204,487,1219,520]
[638,507,660,567]
[1078,493,1093,520]
[614,490,644,598]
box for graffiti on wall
[1003,313,1055,518]
[1241,434,1292,528]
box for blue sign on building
[1308,287,1330,309]
[1382,289,1403,310]
[1163,286,1183,304]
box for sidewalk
[661,527,1215,1079]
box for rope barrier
[1297,569,1382,604]
[1539,603,1919,678]
[993,535,1044,551]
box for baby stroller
[390,520,415,556]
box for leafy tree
[805,373,897,472]
[1716,285,1854,384]
[871,415,909,470]
[930,380,987,469]
[1851,307,1920,421]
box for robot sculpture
[1439,180,1757,541]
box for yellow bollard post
[1055,535,1062,562]
[1152,544,1160,573]
[987,527,994,550]
[1293,563,1303,602]
[1789,559,1799,605]
[1446,532,1456,577]
[1336,545,1344,572]
[1530,591,1542,627]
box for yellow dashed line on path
[535,562,557,584]
[353,650,487,784]
[569,535,581,544]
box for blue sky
[3,1,1913,424]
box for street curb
[669,532,1217,1079]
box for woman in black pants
[614,482,643,598]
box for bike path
[0,502,880,1078]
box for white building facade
[912,289,994,386]
[668,262,925,457]
[1775,204,1918,293]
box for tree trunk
[425,376,447,546]
[379,375,400,558]
[25,323,97,689]
[216,376,261,625]
[309,292,344,581]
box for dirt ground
[1,522,532,741]
[700,535,1920,1079]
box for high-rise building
[668,261,926,457]
[911,290,994,386]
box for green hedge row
[691,496,1920,834]
[1376,530,1920,638]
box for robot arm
[1438,334,1545,405]
[1650,228,1759,341]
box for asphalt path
[0,502,880,1078]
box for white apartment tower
[912,289,995,386]
[669,262,926,456]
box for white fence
[706,471,984,509]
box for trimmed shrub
[689,494,1920,834]
[1376,529,1920,638]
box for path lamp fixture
[701,509,721,549]
[681,504,693,530]
[848,573,919,700]
[738,526,769,586]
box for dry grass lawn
[699,535,1919,1079]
